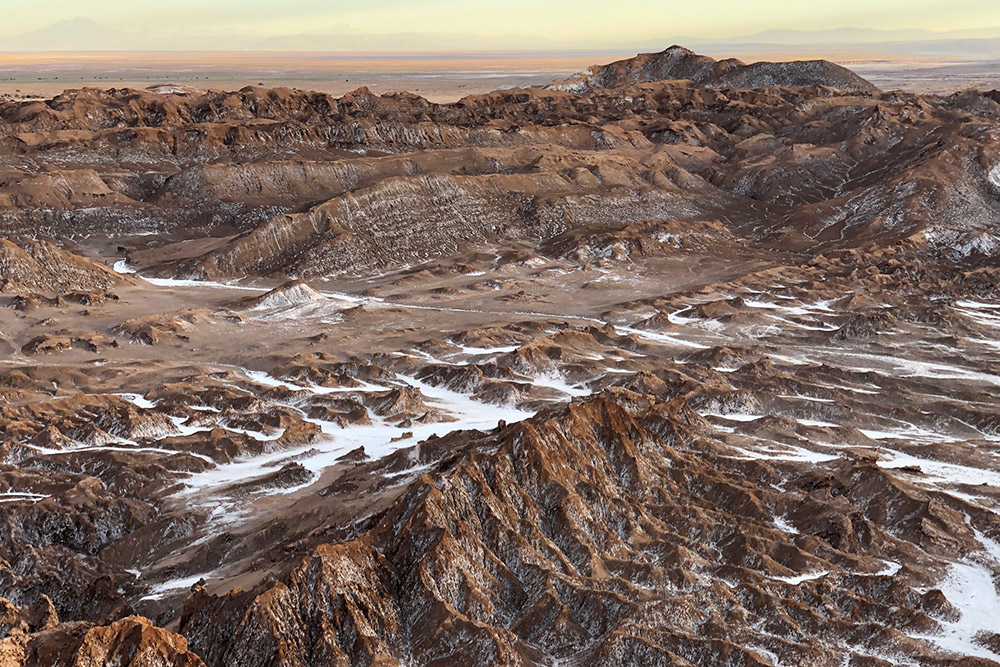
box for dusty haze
[1,50,998,102]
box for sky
[3,0,1000,47]
[0,0,1000,50]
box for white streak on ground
[702,412,765,422]
[527,371,591,397]
[174,373,532,499]
[139,572,217,601]
[113,260,269,292]
[451,344,519,355]
[773,515,799,534]
[877,449,1000,489]
[614,324,710,349]
[244,369,386,394]
[769,570,829,585]
[0,492,48,503]
[117,393,158,409]
[910,561,1000,663]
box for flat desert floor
[0,50,997,101]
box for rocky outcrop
[0,240,127,293]
[0,609,204,667]
[236,281,325,311]
[190,168,704,278]
[0,53,996,281]
[0,170,135,210]
[177,391,991,666]
[550,45,881,94]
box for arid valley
[1,36,1000,666]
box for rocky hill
[0,71,992,282]
[550,45,882,93]
[0,239,131,293]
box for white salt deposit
[770,570,829,585]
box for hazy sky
[5,0,1000,43]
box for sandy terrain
[0,50,996,102]
[0,50,613,102]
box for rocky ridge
[549,45,882,94]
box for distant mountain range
[0,18,568,52]
[699,26,1000,44]
[7,17,138,51]
[678,27,1000,59]
[4,17,1000,57]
